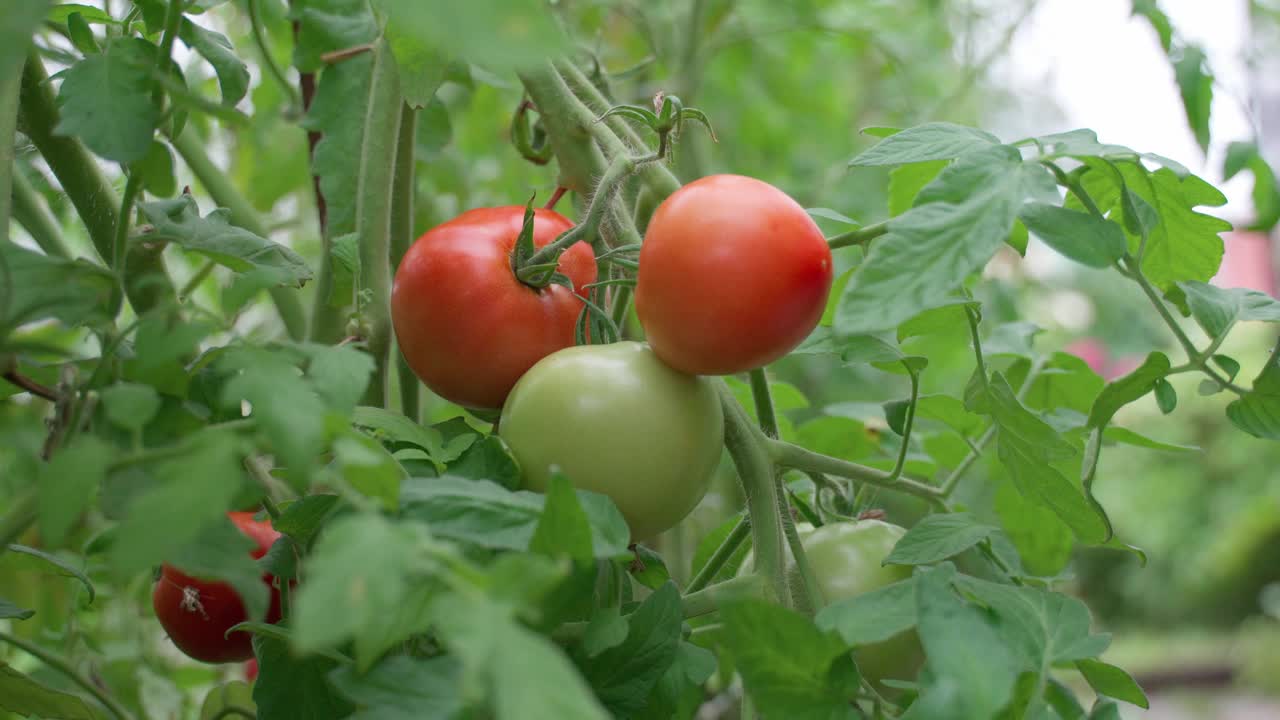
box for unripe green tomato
[498,342,724,541]
[744,520,923,688]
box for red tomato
[152,512,282,664]
[391,207,597,409]
[244,658,259,682]
[635,175,832,375]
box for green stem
[686,514,750,594]
[0,631,136,720]
[964,304,990,389]
[354,40,403,408]
[517,65,609,194]
[1,65,19,247]
[179,260,217,299]
[247,0,301,111]
[10,169,72,258]
[18,54,174,314]
[113,169,143,272]
[940,356,1047,496]
[747,369,780,439]
[153,0,184,107]
[390,103,419,420]
[718,382,790,606]
[827,220,888,250]
[167,128,308,340]
[609,283,632,332]
[781,508,822,614]
[769,439,945,507]
[681,575,764,618]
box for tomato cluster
[151,512,283,664]
[388,175,830,541]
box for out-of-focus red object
[245,658,258,682]
[1214,230,1275,295]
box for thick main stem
[354,41,402,407]
[168,129,308,340]
[718,382,790,606]
[390,103,419,420]
[17,54,174,314]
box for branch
[3,370,58,401]
[827,220,888,250]
[9,169,72,258]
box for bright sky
[997,0,1254,224]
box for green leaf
[1103,426,1197,453]
[4,544,96,604]
[1030,129,1140,162]
[629,545,671,591]
[292,514,432,669]
[101,382,161,431]
[352,406,450,466]
[1132,0,1173,51]
[913,394,984,436]
[907,565,1018,720]
[1173,45,1213,152]
[330,657,463,719]
[1179,280,1280,338]
[633,641,718,720]
[1222,142,1280,230]
[400,477,630,559]
[109,429,246,575]
[54,36,159,162]
[0,598,34,620]
[1087,352,1171,429]
[179,19,249,106]
[252,634,354,720]
[66,12,99,56]
[987,373,1108,543]
[138,196,313,286]
[48,3,109,25]
[431,593,610,720]
[375,10,447,109]
[289,0,378,72]
[885,513,998,566]
[983,321,1041,358]
[1019,203,1127,268]
[0,663,95,720]
[816,576,918,646]
[888,160,948,216]
[299,343,375,414]
[274,494,339,545]
[850,122,1000,166]
[837,146,1055,335]
[1226,353,1280,439]
[689,514,752,586]
[199,682,257,719]
[577,583,684,717]
[530,471,595,564]
[134,139,177,197]
[1075,659,1149,709]
[581,607,629,658]
[0,241,116,335]
[220,348,326,475]
[302,55,373,242]
[38,435,113,548]
[333,433,405,511]
[956,577,1111,668]
[1153,378,1177,414]
[719,599,860,720]
[371,0,569,70]
[995,482,1073,576]
[447,435,521,490]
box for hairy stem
[769,439,945,507]
[827,220,888,249]
[0,630,136,720]
[10,169,72,258]
[390,103,419,420]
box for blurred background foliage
[6,0,1280,715]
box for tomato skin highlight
[635,174,833,375]
[498,341,724,541]
[391,206,597,410]
[151,512,282,664]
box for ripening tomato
[635,174,832,375]
[498,342,724,541]
[391,206,597,409]
[798,520,923,688]
[152,512,282,664]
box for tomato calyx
[510,198,576,291]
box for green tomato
[498,341,724,541]
[745,520,923,689]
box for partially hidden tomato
[635,174,833,375]
[152,511,282,664]
[498,341,724,541]
[391,206,597,409]
[796,520,922,688]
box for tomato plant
[499,341,723,541]
[635,174,833,375]
[151,512,282,664]
[4,2,1280,719]
[391,206,595,409]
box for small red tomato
[391,207,597,409]
[152,512,282,664]
[636,175,833,375]
[244,658,259,682]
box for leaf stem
[685,515,751,594]
[390,103,420,420]
[0,630,136,720]
[681,574,766,618]
[10,170,73,258]
[747,369,780,439]
[2,369,58,401]
[0,486,38,553]
[768,439,946,507]
[827,220,888,250]
[112,169,143,273]
[246,0,302,111]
